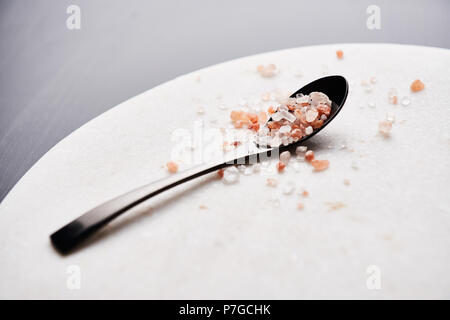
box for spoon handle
[50,159,231,254]
[50,143,275,254]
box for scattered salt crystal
[311,159,329,171]
[218,104,227,110]
[277,161,286,172]
[370,76,377,84]
[279,151,291,165]
[351,161,359,170]
[344,179,350,186]
[365,85,373,93]
[305,150,314,162]
[401,96,411,106]
[166,161,178,173]
[266,178,278,187]
[295,146,307,156]
[252,163,261,173]
[361,80,368,87]
[378,120,392,137]
[222,167,239,184]
[299,189,309,197]
[243,166,253,176]
[410,79,425,92]
[237,165,246,173]
[386,113,396,123]
[368,101,376,108]
[297,203,304,210]
[282,182,294,195]
[388,88,398,105]
[196,106,205,114]
[257,64,278,78]
[305,126,313,135]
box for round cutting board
[1,44,449,299]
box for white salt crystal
[282,182,294,195]
[401,96,411,106]
[305,126,313,135]
[237,165,246,173]
[306,109,318,122]
[386,113,396,123]
[280,110,296,122]
[271,112,283,121]
[280,151,291,164]
[243,166,253,176]
[279,125,291,134]
[223,167,239,184]
[295,146,307,155]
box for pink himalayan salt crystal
[305,150,315,162]
[266,178,278,187]
[297,203,305,210]
[257,64,277,78]
[276,161,286,172]
[410,79,425,92]
[378,120,393,137]
[388,88,398,105]
[311,159,329,172]
[166,161,178,173]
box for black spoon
[50,75,348,254]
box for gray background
[1,0,449,202]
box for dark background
[1,0,449,202]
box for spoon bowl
[256,75,349,149]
